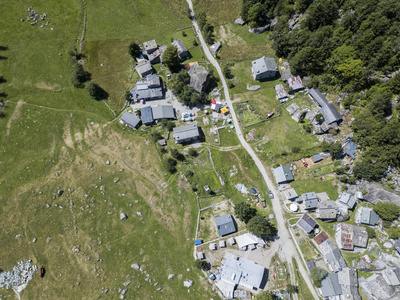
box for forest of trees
[239,0,400,181]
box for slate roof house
[130,74,163,101]
[302,192,319,210]
[382,268,400,286]
[335,223,368,250]
[297,214,318,234]
[172,39,189,60]
[283,188,298,202]
[338,193,357,210]
[214,214,237,236]
[151,105,176,122]
[360,274,395,300]
[141,106,153,125]
[320,273,342,298]
[119,111,141,130]
[143,39,158,54]
[338,268,361,300]
[135,60,153,78]
[173,123,201,144]
[317,200,338,222]
[309,88,342,124]
[251,56,278,80]
[188,64,209,93]
[272,165,294,184]
[318,239,347,272]
[355,207,379,226]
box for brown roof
[314,231,329,245]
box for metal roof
[275,84,288,99]
[251,56,277,74]
[152,105,175,120]
[120,111,141,129]
[338,193,357,209]
[173,123,200,143]
[140,106,153,125]
[220,257,265,291]
[214,214,237,236]
[360,207,379,226]
[343,140,357,159]
[287,76,304,91]
[309,88,342,124]
[235,233,265,249]
[312,153,323,162]
[321,273,342,297]
[272,165,294,184]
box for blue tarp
[195,239,202,246]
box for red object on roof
[211,99,216,104]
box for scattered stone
[234,17,245,25]
[105,288,109,293]
[121,289,127,295]
[57,189,63,196]
[136,212,142,217]
[75,248,80,253]
[46,204,51,208]
[106,160,110,165]
[384,241,394,249]
[46,237,51,243]
[32,238,37,243]
[120,213,128,220]
[157,287,163,291]
[246,84,261,91]
[249,24,270,34]
[168,274,176,280]
[131,263,140,270]
[114,178,120,183]
[183,280,193,288]
[123,281,131,287]
[21,19,24,22]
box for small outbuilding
[209,243,217,250]
[338,193,357,210]
[172,39,189,60]
[355,207,379,226]
[120,111,141,130]
[135,60,153,78]
[197,251,205,260]
[297,214,318,234]
[312,153,323,163]
[214,214,237,237]
[219,240,226,248]
[152,105,176,121]
[287,76,304,92]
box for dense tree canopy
[167,70,209,105]
[163,46,181,72]
[247,215,277,240]
[128,42,141,59]
[234,202,257,224]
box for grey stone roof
[152,105,175,120]
[302,192,318,201]
[317,200,338,220]
[130,82,163,100]
[360,274,394,300]
[143,39,157,53]
[173,123,200,143]
[338,193,357,209]
[305,199,318,210]
[145,74,161,88]
[312,153,323,162]
[141,106,153,125]
[171,39,188,58]
[135,60,153,78]
[309,88,342,124]
[394,239,400,254]
[297,214,317,233]
[306,261,316,271]
[251,56,277,75]
[188,64,209,93]
[120,111,141,129]
[214,214,237,236]
[272,165,294,184]
[321,273,342,297]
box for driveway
[186,1,319,298]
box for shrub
[188,148,198,157]
[387,227,400,239]
[373,202,400,221]
[383,220,392,228]
[310,267,327,287]
[247,215,277,240]
[194,260,208,270]
[365,226,376,239]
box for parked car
[266,111,274,119]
